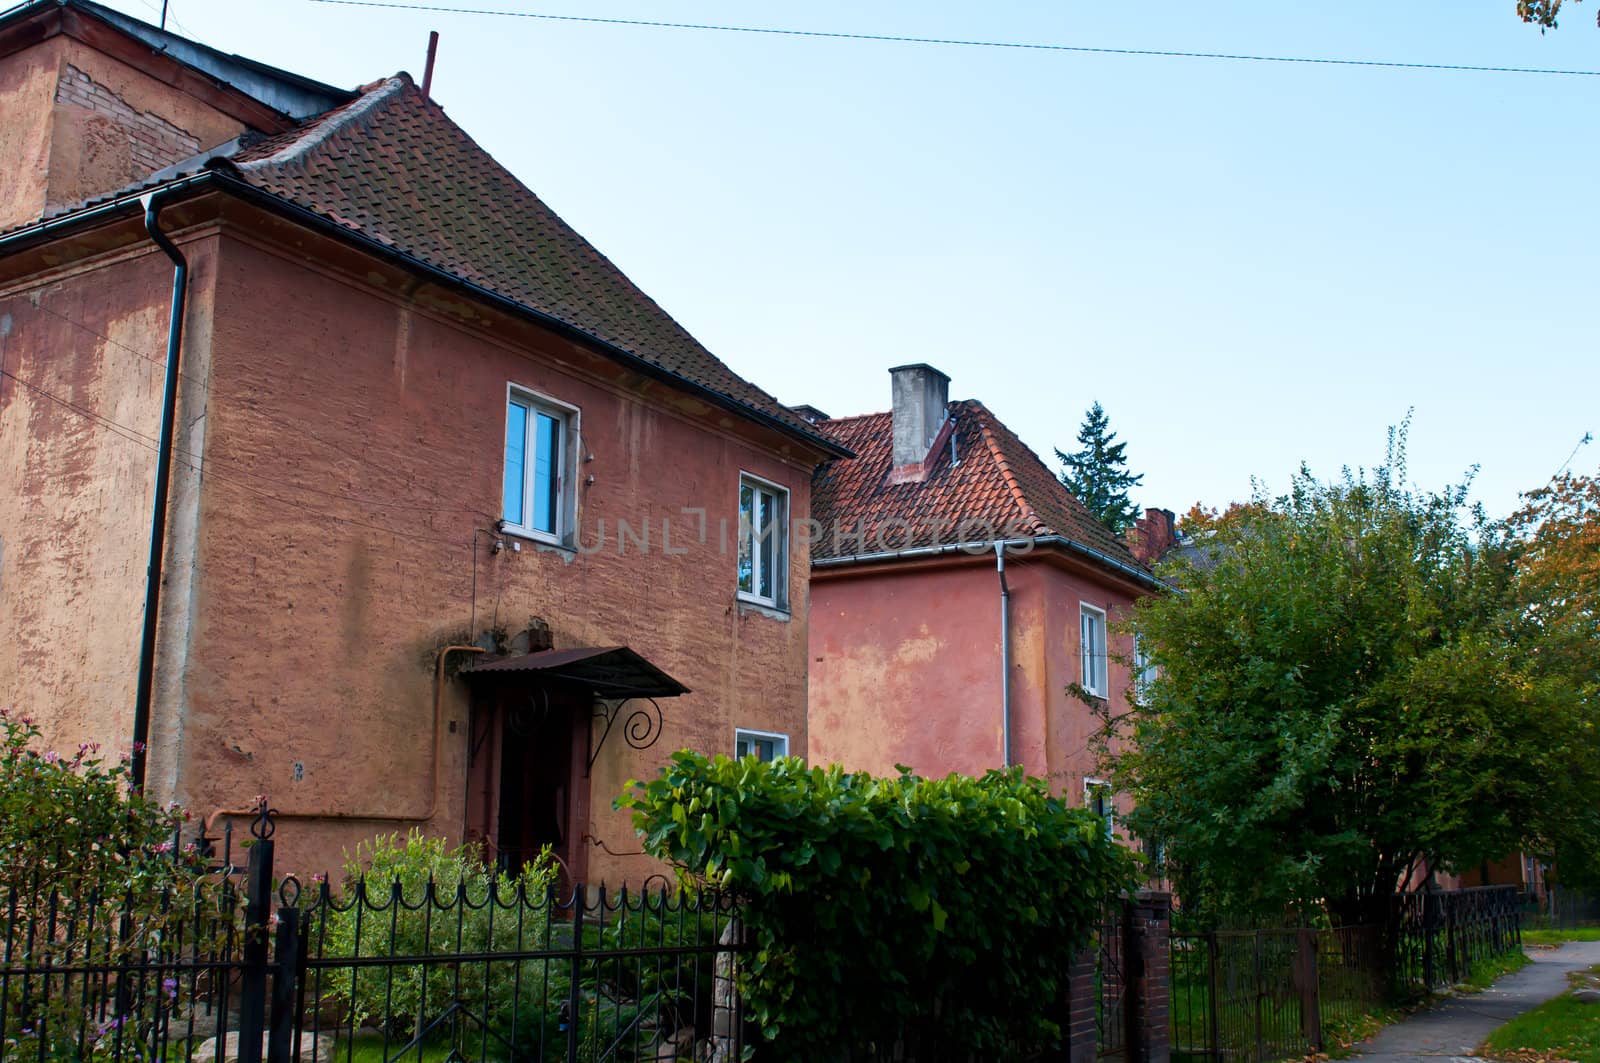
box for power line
[4,294,501,518]
[307,0,1600,78]
[1553,431,1593,479]
[0,361,494,533]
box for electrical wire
[306,0,1600,78]
[3,297,500,519]
[0,363,481,548]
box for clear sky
[104,0,1598,519]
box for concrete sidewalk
[1348,940,1600,1063]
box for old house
[806,365,1171,818]
[0,0,846,879]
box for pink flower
[42,751,58,764]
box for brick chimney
[888,364,951,483]
[1126,508,1177,565]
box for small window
[1084,778,1115,836]
[1133,633,1158,705]
[1080,604,1108,698]
[735,728,789,762]
[503,389,574,542]
[737,475,788,609]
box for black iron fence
[1392,885,1521,990]
[0,809,746,1063]
[1166,886,1522,1063]
[1525,886,1600,930]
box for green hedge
[620,752,1136,1061]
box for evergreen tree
[1056,401,1144,534]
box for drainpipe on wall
[130,193,189,792]
[996,541,1011,769]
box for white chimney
[889,364,950,470]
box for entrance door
[465,685,590,884]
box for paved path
[1349,940,1600,1063]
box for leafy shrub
[0,710,225,1060]
[620,752,1137,1061]
[319,832,564,1056]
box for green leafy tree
[1057,400,1144,535]
[1505,465,1600,889]
[1518,0,1595,29]
[1112,432,1591,927]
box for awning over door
[458,646,690,699]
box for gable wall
[808,552,1140,801]
[169,228,816,879]
[0,31,248,231]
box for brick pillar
[1065,945,1098,1063]
[1128,890,1172,1063]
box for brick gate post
[1065,945,1098,1063]
[1128,891,1172,1063]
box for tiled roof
[810,399,1152,579]
[218,74,834,450]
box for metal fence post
[567,884,584,1063]
[267,904,301,1063]
[238,810,276,1063]
[1296,929,1322,1052]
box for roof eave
[812,534,1168,592]
[0,171,852,461]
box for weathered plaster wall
[0,234,215,766]
[0,34,246,232]
[179,231,815,879]
[0,37,61,232]
[808,552,1139,801]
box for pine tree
[1056,401,1144,534]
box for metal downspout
[130,193,188,791]
[996,541,1011,768]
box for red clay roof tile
[811,399,1150,579]
[227,74,833,450]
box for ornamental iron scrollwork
[587,697,664,774]
[250,795,277,840]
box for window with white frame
[737,475,788,608]
[1133,633,1158,705]
[1084,778,1115,836]
[1080,604,1108,698]
[735,728,789,762]
[503,389,574,542]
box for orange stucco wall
[808,550,1141,804]
[1,199,823,883]
[0,235,215,770]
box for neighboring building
[0,0,846,879]
[806,364,1171,816]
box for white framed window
[503,387,576,544]
[1133,633,1158,705]
[1084,778,1115,836]
[737,474,789,609]
[1080,603,1108,698]
[735,728,789,762]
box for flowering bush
[0,710,227,1059]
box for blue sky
[109,0,1598,519]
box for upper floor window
[735,728,789,762]
[1080,603,1108,698]
[503,388,575,543]
[738,474,788,609]
[1133,633,1158,705]
[1084,778,1115,836]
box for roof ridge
[820,409,891,424]
[969,401,1044,535]
[236,75,409,169]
